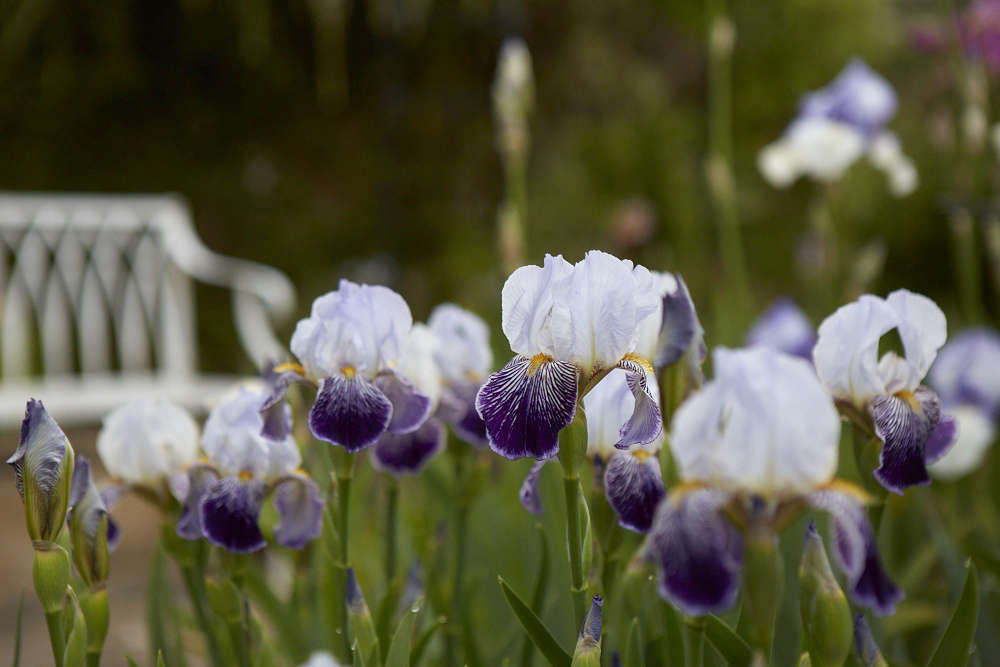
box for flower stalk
[34,543,71,667]
[558,409,589,627]
[741,525,784,658]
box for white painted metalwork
[0,193,297,426]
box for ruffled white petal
[814,295,898,402]
[885,289,947,383]
[929,406,995,480]
[291,280,413,379]
[97,399,200,485]
[671,347,839,495]
[428,303,493,385]
[784,118,865,183]
[500,254,571,357]
[395,324,443,409]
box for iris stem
[44,610,64,667]
[225,598,252,667]
[330,448,356,660]
[179,563,227,667]
[563,475,588,628]
[949,209,985,324]
[385,476,399,582]
[446,443,472,666]
[684,617,705,667]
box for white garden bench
[0,193,296,426]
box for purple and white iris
[584,368,665,533]
[476,252,700,461]
[289,280,432,453]
[177,383,323,553]
[813,290,956,493]
[428,303,494,447]
[745,298,816,361]
[649,347,901,616]
[927,328,1000,479]
[758,59,917,196]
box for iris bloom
[288,280,432,452]
[927,328,1000,478]
[477,252,698,460]
[649,347,901,616]
[97,399,201,504]
[178,384,323,553]
[813,290,956,493]
[745,298,816,361]
[370,324,447,475]
[428,303,494,447]
[758,59,917,196]
[7,399,75,543]
[585,368,665,533]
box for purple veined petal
[309,375,393,453]
[272,472,324,549]
[613,359,662,449]
[475,355,578,461]
[603,451,665,533]
[654,275,704,370]
[199,477,269,554]
[519,460,546,515]
[371,418,446,476]
[259,364,309,441]
[924,412,957,464]
[176,464,219,541]
[439,384,489,448]
[808,489,903,615]
[376,371,433,434]
[870,386,942,494]
[648,488,743,616]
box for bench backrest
[0,194,198,379]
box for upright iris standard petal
[476,355,578,460]
[8,399,75,543]
[375,372,432,434]
[200,477,269,554]
[371,418,446,475]
[799,59,897,137]
[648,489,744,616]
[808,490,902,615]
[745,298,816,360]
[603,451,664,533]
[310,375,393,452]
[518,460,546,515]
[97,399,200,487]
[654,275,705,370]
[869,387,946,493]
[272,473,324,549]
[501,254,572,358]
[177,464,219,540]
[429,303,494,387]
[613,359,662,449]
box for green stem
[337,474,352,566]
[44,610,64,667]
[86,653,99,667]
[684,618,705,667]
[226,602,252,667]
[385,476,399,582]
[180,564,227,667]
[949,209,985,325]
[241,573,304,660]
[446,444,471,666]
[563,475,587,628]
[330,449,355,660]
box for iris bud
[62,588,88,667]
[571,595,603,667]
[68,458,110,590]
[8,400,75,544]
[345,568,379,665]
[799,522,851,667]
[32,545,71,615]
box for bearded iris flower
[177,384,323,553]
[758,59,917,196]
[476,251,687,461]
[288,280,432,453]
[927,328,1000,478]
[649,347,901,616]
[813,290,956,493]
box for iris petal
[870,386,942,493]
[924,412,957,464]
[272,473,324,549]
[655,276,704,370]
[518,460,546,515]
[476,355,578,460]
[808,489,902,615]
[372,418,446,475]
[603,452,665,533]
[376,372,433,434]
[176,464,219,541]
[199,477,268,554]
[614,359,662,449]
[649,489,743,615]
[309,375,393,453]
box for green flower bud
[799,522,852,667]
[571,595,603,667]
[80,589,109,661]
[62,588,88,667]
[742,526,783,656]
[346,568,380,665]
[205,577,242,621]
[68,458,110,590]
[8,400,75,543]
[33,544,71,615]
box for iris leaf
[498,576,571,667]
[521,523,550,667]
[13,592,23,667]
[385,604,420,667]
[409,617,444,665]
[926,562,979,667]
[625,617,644,667]
[703,615,753,667]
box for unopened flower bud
[8,400,75,543]
[62,588,88,667]
[69,458,110,590]
[32,544,71,615]
[799,521,852,667]
[572,595,603,667]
